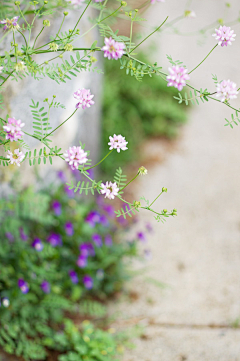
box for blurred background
[1,0,240,360]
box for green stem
[189,44,218,74]
[121,172,139,190]
[98,0,109,22]
[43,109,77,139]
[129,19,133,52]
[17,4,29,25]
[130,16,168,53]
[17,29,28,48]
[33,26,44,49]
[13,32,17,61]
[85,150,113,170]
[149,191,163,208]
[72,0,93,36]
[0,71,14,87]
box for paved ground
[110,1,240,360]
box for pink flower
[73,88,94,110]
[100,181,119,200]
[63,145,88,170]
[0,16,19,31]
[167,66,190,91]
[102,37,125,60]
[108,134,128,153]
[216,80,238,102]
[3,117,25,142]
[95,0,104,2]
[212,25,236,47]
[7,149,24,166]
[151,0,165,4]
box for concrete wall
[0,6,102,188]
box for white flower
[216,80,238,102]
[100,181,119,200]
[63,145,88,170]
[138,166,148,175]
[108,134,128,153]
[184,10,196,18]
[7,149,25,166]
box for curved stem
[85,150,113,170]
[130,16,169,54]
[33,26,44,49]
[17,30,28,48]
[189,44,218,74]
[43,109,77,139]
[121,172,139,190]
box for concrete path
[110,1,240,360]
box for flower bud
[64,43,73,52]
[15,1,20,5]
[43,19,50,27]
[162,187,167,193]
[44,60,49,64]
[53,95,56,98]
[135,8,138,12]
[163,209,167,213]
[43,98,48,102]
[173,208,177,212]
[63,11,68,16]
[133,201,141,208]
[59,54,63,58]
[14,43,18,47]
[121,1,127,6]
[49,42,58,51]
[90,56,97,63]
[44,0,48,3]
[138,166,147,175]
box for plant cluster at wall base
[101,55,188,174]
[0,170,150,360]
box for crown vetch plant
[1,0,239,223]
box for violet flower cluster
[102,37,125,60]
[3,117,25,142]
[212,25,236,47]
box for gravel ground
[109,1,240,360]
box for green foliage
[224,110,240,128]
[101,55,188,174]
[0,171,142,359]
[173,88,210,106]
[30,99,52,140]
[113,167,127,194]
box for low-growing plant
[0,170,153,359]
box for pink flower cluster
[64,145,88,170]
[151,0,165,4]
[73,88,95,110]
[108,134,128,153]
[7,149,24,166]
[212,25,236,47]
[101,181,119,200]
[68,0,85,6]
[167,66,190,91]
[102,37,125,60]
[3,117,25,142]
[0,16,19,31]
[216,80,238,103]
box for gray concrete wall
[0,6,102,187]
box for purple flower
[83,275,93,289]
[85,168,94,179]
[212,25,236,47]
[92,233,102,247]
[102,37,125,60]
[65,222,74,236]
[32,238,44,251]
[79,242,95,257]
[137,232,147,243]
[167,66,190,91]
[96,269,104,280]
[102,204,115,218]
[99,214,109,227]
[105,235,112,247]
[64,184,75,198]
[5,232,14,242]
[77,255,88,268]
[18,279,29,294]
[47,233,62,247]
[85,211,101,227]
[19,227,28,241]
[69,270,78,284]
[145,223,153,233]
[57,170,66,182]
[73,88,95,110]
[0,16,19,31]
[41,281,51,294]
[52,200,62,216]
[108,134,128,153]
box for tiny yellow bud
[121,1,127,6]
[63,11,68,16]
[15,1,21,5]
[43,19,50,27]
